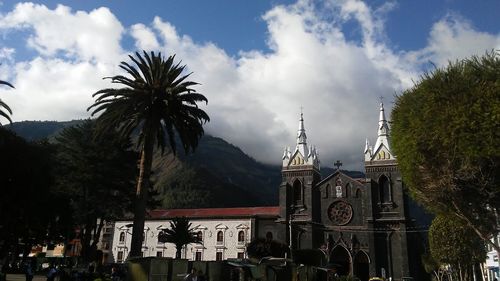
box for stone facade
[278,103,429,281]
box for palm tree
[158,217,201,259]
[88,51,209,257]
[0,80,14,125]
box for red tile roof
[148,206,280,219]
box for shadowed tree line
[0,119,144,265]
[0,127,71,266]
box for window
[195,252,202,261]
[196,231,203,242]
[117,251,124,263]
[217,231,224,244]
[293,179,302,204]
[237,231,245,244]
[156,251,163,257]
[119,232,125,243]
[216,252,223,261]
[266,232,273,241]
[379,175,391,203]
[324,184,330,198]
[355,189,362,198]
[158,230,165,244]
[103,242,110,250]
[237,252,245,259]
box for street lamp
[289,208,305,260]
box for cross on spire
[379,96,384,104]
[334,160,342,170]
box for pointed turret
[364,138,372,161]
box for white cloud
[0,2,125,62]
[406,14,500,67]
[0,1,498,170]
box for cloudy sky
[0,0,498,170]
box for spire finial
[297,109,306,144]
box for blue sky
[0,0,498,168]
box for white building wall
[111,218,253,263]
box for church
[276,102,428,281]
[107,103,428,281]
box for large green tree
[54,120,138,263]
[391,51,500,251]
[88,51,209,257]
[0,80,14,125]
[429,215,485,281]
[158,217,201,259]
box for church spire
[282,109,320,169]
[368,101,394,161]
[297,111,307,145]
[378,101,389,137]
[296,111,309,158]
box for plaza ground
[5,274,46,281]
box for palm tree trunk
[176,246,182,259]
[130,130,155,258]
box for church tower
[279,112,321,250]
[364,102,411,280]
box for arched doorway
[330,246,351,276]
[353,251,370,281]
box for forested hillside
[7,120,364,208]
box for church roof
[148,206,279,220]
[316,170,365,187]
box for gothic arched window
[119,232,125,243]
[379,175,391,203]
[355,188,362,198]
[345,183,352,198]
[266,232,273,241]
[293,179,302,205]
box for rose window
[328,201,353,225]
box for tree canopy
[0,79,14,125]
[53,119,138,262]
[158,217,201,259]
[0,127,70,261]
[391,51,500,250]
[429,214,485,281]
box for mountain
[6,120,281,208]
[6,120,82,141]
[6,120,364,208]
